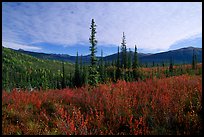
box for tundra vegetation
[2,19,203,135]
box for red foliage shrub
[2,74,202,135]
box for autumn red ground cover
[2,74,202,135]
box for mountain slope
[11,48,152,64]
[140,47,202,65]
[3,47,74,72]
[15,48,93,64]
[6,46,202,65]
[103,47,202,65]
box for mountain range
[7,46,202,65]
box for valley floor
[2,74,202,135]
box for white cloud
[2,2,202,53]
[2,41,42,51]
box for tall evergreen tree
[116,46,121,81]
[80,55,83,74]
[133,45,139,80]
[88,19,99,86]
[69,72,73,88]
[103,58,108,82]
[121,32,127,69]
[74,52,80,87]
[127,48,132,81]
[61,61,65,89]
[169,57,173,76]
[192,49,197,70]
[120,32,127,81]
[124,46,127,69]
[128,48,132,69]
[99,50,105,83]
[79,55,83,86]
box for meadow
[2,73,202,135]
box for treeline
[72,19,141,87]
[2,19,201,91]
[72,19,201,87]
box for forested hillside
[2,47,74,91]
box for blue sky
[2,2,202,56]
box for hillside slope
[2,47,74,90]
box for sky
[2,2,202,56]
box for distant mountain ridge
[4,46,202,65]
[140,46,202,65]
